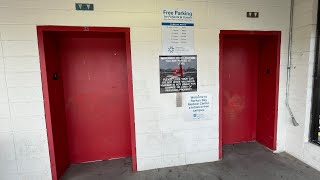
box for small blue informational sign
[75,3,94,11]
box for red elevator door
[59,33,131,163]
[222,37,258,144]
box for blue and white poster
[162,9,194,55]
[185,93,212,121]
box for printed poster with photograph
[159,55,197,93]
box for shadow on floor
[62,142,320,180]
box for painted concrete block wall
[0,0,290,179]
[285,0,320,171]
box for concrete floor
[62,142,320,180]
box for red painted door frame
[219,30,281,159]
[37,26,137,180]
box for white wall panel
[4,57,40,72]
[12,115,46,132]
[0,0,293,178]
[285,0,320,172]
[8,87,43,103]
[0,57,8,103]
[0,132,17,174]
[6,72,42,87]
[2,41,38,57]
[0,103,10,118]
[0,25,37,41]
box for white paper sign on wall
[185,93,212,121]
[162,9,194,55]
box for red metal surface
[60,33,131,163]
[219,34,223,160]
[124,31,137,171]
[37,29,58,180]
[219,30,280,157]
[37,26,137,180]
[256,36,281,150]
[221,37,258,144]
[43,32,70,178]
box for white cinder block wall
[285,0,320,171]
[0,0,293,179]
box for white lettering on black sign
[160,55,197,93]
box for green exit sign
[75,3,94,11]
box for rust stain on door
[223,92,246,120]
